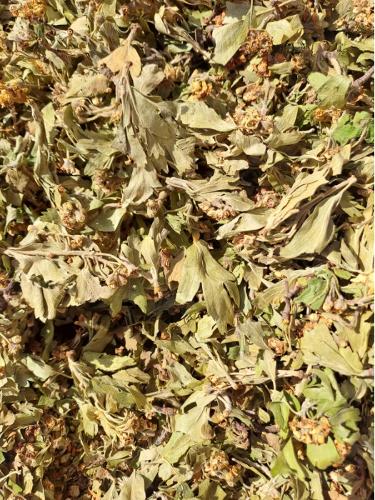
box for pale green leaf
[280,183,354,259]
[177,101,236,132]
[300,323,363,376]
[306,438,341,470]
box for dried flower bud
[290,416,331,445]
[0,81,28,107]
[10,0,46,19]
[190,80,213,100]
[59,200,87,231]
[199,200,237,221]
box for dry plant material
[0,0,373,498]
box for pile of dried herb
[0,0,373,498]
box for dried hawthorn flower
[242,83,263,103]
[273,52,287,64]
[59,200,87,231]
[333,297,348,312]
[7,221,28,237]
[68,235,86,250]
[159,248,172,273]
[253,56,271,78]
[10,0,46,19]
[92,170,121,196]
[57,158,80,176]
[212,12,225,26]
[199,200,237,221]
[204,450,241,487]
[254,188,280,208]
[146,198,162,217]
[291,53,307,72]
[0,81,28,107]
[0,272,10,288]
[233,105,262,132]
[92,231,116,251]
[336,0,374,35]
[268,337,287,355]
[333,440,352,466]
[313,107,342,124]
[146,191,168,217]
[190,80,213,100]
[239,30,273,57]
[290,416,331,445]
[14,442,38,468]
[232,234,258,254]
[228,30,273,70]
[320,146,340,160]
[106,265,133,288]
[120,0,160,21]
[227,420,250,450]
[51,344,72,362]
[164,64,184,83]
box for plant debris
[0,0,373,498]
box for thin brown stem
[352,65,374,89]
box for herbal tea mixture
[0,0,373,498]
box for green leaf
[306,438,341,469]
[65,73,110,98]
[333,112,373,145]
[217,210,268,239]
[271,438,305,480]
[269,394,291,439]
[79,403,99,437]
[212,8,252,65]
[198,479,227,500]
[175,244,202,304]
[266,15,304,45]
[23,356,56,381]
[174,391,216,442]
[8,480,23,495]
[280,182,354,259]
[160,432,195,464]
[300,323,363,376]
[82,352,136,372]
[265,167,330,231]
[295,271,331,310]
[176,240,238,332]
[177,101,236,132]
[308,72,352,108]
[119,471,146,500]
[333,115,361,145]
[89,207,126,232]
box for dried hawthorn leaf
[265,167,331,231]
[266,15,304,45]
[300,323,363,376]
[212,10,252,65]
[308,73,352,109]
[177,101,237,132]
[99,44,141,77]
[306,438,341,470]
[176,239,238,332]
[65,73,110,99]
[280,180,355,259]
[0,1,372,498]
